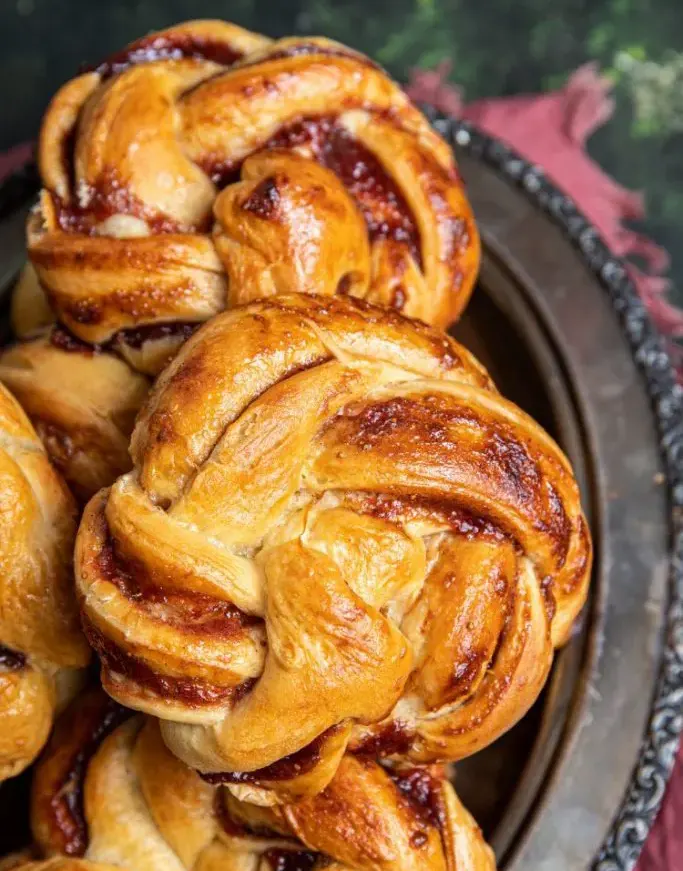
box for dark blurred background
[1,0,682,301]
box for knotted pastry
[0,326,150,502]
[1,262,152,501]
[75,293,591,802]
[30,689,494,870]
[29,17,479,375]
[0,382,89,781]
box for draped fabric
[407,62,683,377]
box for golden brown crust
[0,382,89,781]
[8,861,120,871]
[28,19,479,371]
[213,150,371,308]
[0,664,53,781]
[11,264,53,337]
[0,328,150,502]
[30,694,495,870]
[75,294,591,800]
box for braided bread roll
[0,383,89,781]
[30,689,494,871]
[29,18,479,370]
[75,293,591,802]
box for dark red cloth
[2,67,682,865]
[0,142,32,180]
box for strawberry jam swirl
[203,114,423,266]
[201,725,344,785]
[34,692,131,856]
[93,32,246,79]
[0,644,26,670]
[49,322,199,357]
[83,531,262,706]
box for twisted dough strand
[75,293,591,802]
[30,690,494,871]
[0,329,150,503]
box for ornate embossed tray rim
[0,112,679,871]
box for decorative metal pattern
[0,114,681,869]
[424,109,683,871]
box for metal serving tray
[0,115,680,871]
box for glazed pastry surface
[0,382,89,781]
[30,689,495,870]
[75,293,591,801]
[0,327,150,502]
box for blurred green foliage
[0,0,681,299]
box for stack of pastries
[0,20,592,871]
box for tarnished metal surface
[0,117,679,870]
